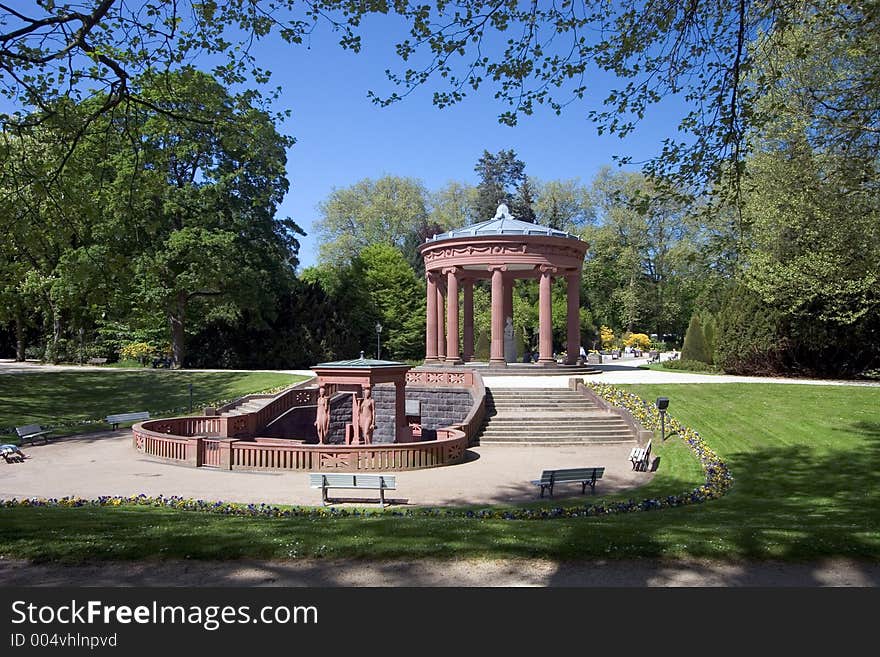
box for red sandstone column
[445,268,461,363]
[538,266,556,365]
[462,279,474,362]
[425,271,438,363]
[566,272,581,365]
[437,283,446,361]
[489,266,506,365]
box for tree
[358,244,425,361]
[472,149,527,220]
[511,177,537,223]
[680,314,710,364]
[101,68,299,367]
[315,176,429,266]
[534,179,594,232]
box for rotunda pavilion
[419,204,589,367]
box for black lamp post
[656,397,669,441]
[189,383,194,413]
[376,322,383,360]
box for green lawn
[1,382,878,562]
[0,370,309,436]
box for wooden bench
[87,357,108,365]
[531,467,605,498]
[15,424,52,446]
[105,411,150,430]
[630,439,652,471]
[309,473,397,507]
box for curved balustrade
[132,368,482,472]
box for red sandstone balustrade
[132,368,482,471]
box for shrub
[624,333,651,350]
[661,359,719,373]
[680,314,710,364]
[599,325,615,349]
[714,285,787,375]
[119,341,156,366]
[475,329,490,361]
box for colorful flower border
[0,385,732,520]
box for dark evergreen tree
[680,313,710,364]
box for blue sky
[245,18,688,270]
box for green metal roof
[314,356,407,368]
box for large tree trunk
[169,292,187,369]
[15,313,25,361]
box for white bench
[309,473,397,507]
[15,424,52,446]
[105,411,150,430]
[630,439,652,471]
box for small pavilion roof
[314,356,406,369]
[425,203,577,243]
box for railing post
[219,439,238,470]
[189,437,202,467]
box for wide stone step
[479,436,636,444]
[480,428,634,437]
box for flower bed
[1,385,732,520]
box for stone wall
[259,387,473,445]
[262,392,352,444]
[373,384,474,444]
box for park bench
[648,350,660,363]
[105,411,150,430]
[87,357,108,365]
[308,472,397,507]
[630,439,652,472]
[531,467,605,498]
[15,424,52,446]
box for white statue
[504,317,514,339]
[494,203,512,220]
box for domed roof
[425,203,577,243]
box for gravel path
[1,557,877,587]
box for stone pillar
[462,279,474,362]
[503,275,515,363]
[445,267,461,363]
[489,266,506,365]
[425,271,439,363]
[566,272,581,365]
[538,266,556,365]
[394,380,407,442]
[436,283,446,361]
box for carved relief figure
[314,386,330,444]
[358,387,376,444]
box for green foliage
[475,328,490,362]
[473,149,527,220]
[660,359,718,373]
[701,313,717,365]
[714,286,787,375]
[680,314,710,364]
[119,342,156,367]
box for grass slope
[1,383,878,562]
[0,370,308,433]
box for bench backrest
[15,424,42,436]
[106,412,150,422]
[645,439,652,455]
[539,467,605,483]
[309,473,396,489]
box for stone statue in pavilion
[358,387,376,444]
[314,386,330,444]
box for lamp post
[656,397,669,441]
[376,322,383,360]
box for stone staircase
[218,396,275,417]
[478,387,637,444]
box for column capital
[536,264,558,275]
[441,266,461,276]
[487,264,508,273]
[426,270,441,283]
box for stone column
[445,267,461,363]
[436,283,446,361]
[462,279,474,362]
[489,265,506,365]
[566,271,581,365]
[394,380,407,442]
[503,275,514,363]
[538,266,556,365]
[425,271,439,363]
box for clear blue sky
[243,18,688,270]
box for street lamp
[656,397,669,441]
[376,322,383,360]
